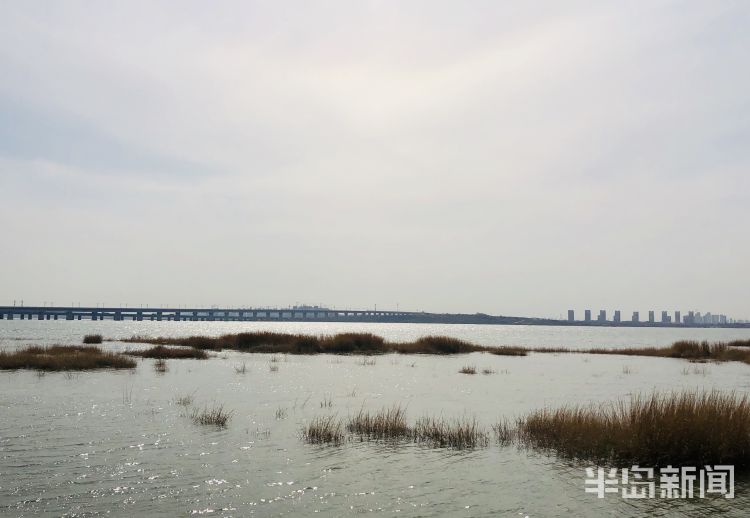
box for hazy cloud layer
[1,1,748,318]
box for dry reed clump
[347,405,410,440]
[302,415,344,444]
[153,358,168,373]
[0,345,136,371]
[118,332,528,356]
[83,334,103,344]
[393,336,527,356]
[125,345,208,359]
[509,391,750,468]
[305,406,489,449]
[587,340,750,362]
[459,365,477,375]
[269,363,279,372]
[413,416,489,449]
[528,340,750,365]
[191,404,233,427]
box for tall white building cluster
[566,309,745,325]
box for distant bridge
[0,306,422,322]
[0,306,748,328]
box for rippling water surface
[2,321,750,516]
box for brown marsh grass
[413,416,489,449]
[153,358,168,373]
[125,345,208,359]
[459,365,477,374]
[0,345,136,371]
[507,391,750,468]
[347,405,410,440]
[119,332,528,357]
[191,404,232,427]
[302,415,344,444]
[306,407,489,449]
[83,334,103,344]
[528,340,750,365]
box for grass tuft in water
[126,345,208,359]
[413,416,489,449]
[0,345,135,371]
[459,365,477,375]
[191,404,233,427]
[507,391,750,468]
[302,415,344,444]
[347,405,410,440]
[83,334,103,344]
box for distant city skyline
[1,2,748,318]
[567,308,747,325]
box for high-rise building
[661,311,669,323]
[648,311,655,323]
[613,310,621,323]
[585,310,592,322]
[598,310,607,322]
[632,311,640,322]
[568,310,575,322]
[675,311,681,325]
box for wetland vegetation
[0,345,136,371]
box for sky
[0,1,748,319]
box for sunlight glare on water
[2,321,750,516]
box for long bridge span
[1,306,748,328]
[0,306,426,322]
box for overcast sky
[0,1,748,318]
